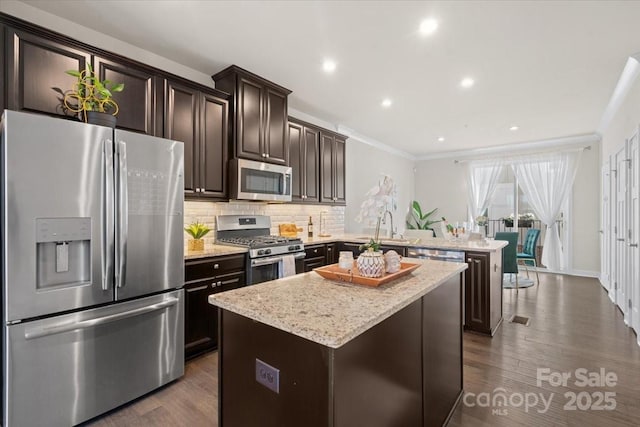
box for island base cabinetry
[464,250,503,336]
[218,274,462,427]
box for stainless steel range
[216,215,305,285]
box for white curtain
[467,160,504,226]
[512,150,582,270]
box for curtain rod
[453,145,591,164]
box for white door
[628,130,640,335]
[614,143,628,320]
[601,160,611,292]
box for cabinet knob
[218,281,222,287]
[213,264,219,269]
[211,282,216,289]
[265,153,270,158]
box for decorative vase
[85,111,117,128]
[384,250,402,273]
[188,238,205,251]
[357,249,385,278]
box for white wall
[414,150,600,274]
[414,159,468,228]
[571,145,600,273]
[344,138,416,235]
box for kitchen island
[209,259,467,427]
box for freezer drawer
[4,290,184,427]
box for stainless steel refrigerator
[0,110,185,426]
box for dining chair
[495,232,519,292]
[517,228,541,285]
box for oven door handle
[251,252,305,267]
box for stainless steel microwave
[229,158,292,202]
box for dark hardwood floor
[88,272,640,426]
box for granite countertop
[209,259,467,348]
[184,244,248,260]
[302,234,507,252]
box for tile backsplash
[184,200,346,247]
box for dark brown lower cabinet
[338,242,408,257]
[184,254,245,359]
[218,273,463,426]
[304,244,326,272]
[464,250,503,335]
[325,243,338,264]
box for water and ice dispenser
[36,218,91,289]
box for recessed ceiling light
[437,137,445,142]
[509,125,519,131]
[381,98,392,108]
[419,18,438,36]
[460,77,475,88]
[322,59,337,73]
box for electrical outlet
[255,358,280,393]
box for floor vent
[509,314,530,326]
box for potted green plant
[406,201,440,236]
[64,64,124,127]
[184,221,211,251]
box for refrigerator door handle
[24,297,179,340]
[115,140,128,288]
[102,139,115,291]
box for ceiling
[20,0,640,157]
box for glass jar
[338,251,354,270]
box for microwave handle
[283,172,291,196]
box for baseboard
[521,266,599,278]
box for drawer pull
[213,264,219,269]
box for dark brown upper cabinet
[288,117,320,203]
[320,130,347,205]
[6,26,90,119]
[165,79,230,199]
[212,65,291,166]
[93,55,160,135]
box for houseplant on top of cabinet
[185,221,211,251]
[64,64,125,127]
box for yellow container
[188,238,205,251]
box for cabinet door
[464,251,490,333]
[326,243,338,264]
[320,133,335,203]
[199,91,229,198]
[237,77,263,161]
[379,244,407,257]
[334,136,346,205]
[303,126,320,202]
[304,257,326,272]
[94,55,157,135]
[184,278,218,359]
[263,87,288,165]
[288,121,304,202]
[165,80,199,196]
[6,27,90,119]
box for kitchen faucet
[381,210,396,238]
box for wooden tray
[313,262,421,287]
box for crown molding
[415,133,601,162]
[335,125,416,160]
